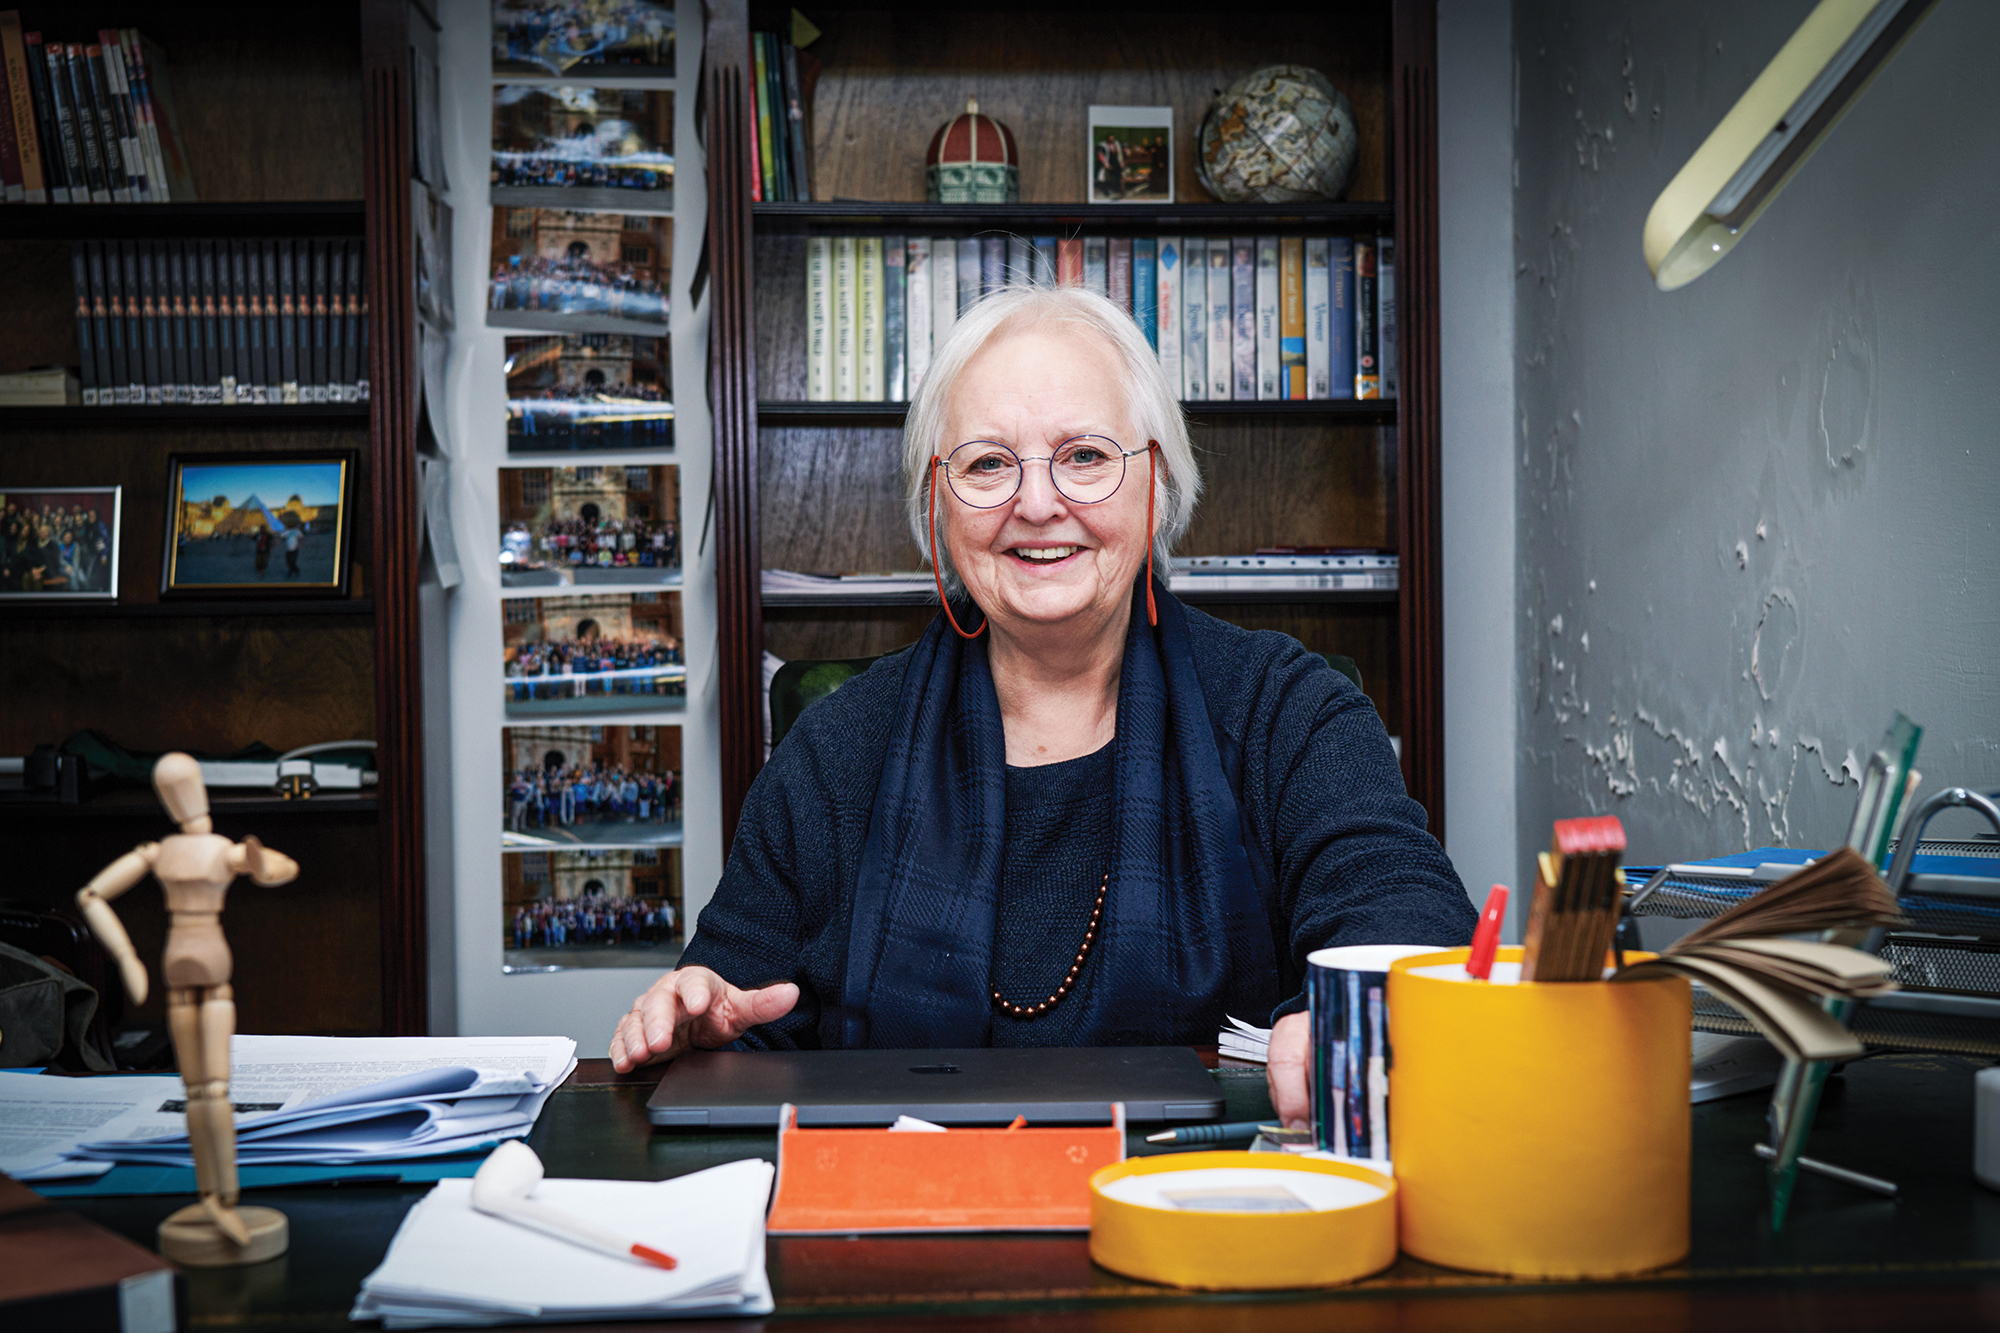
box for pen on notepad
[1144,1121,1280,1145]
[472,1141,678,1270]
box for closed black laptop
[645,1046,1225,1128]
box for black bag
[0,941,112,1070]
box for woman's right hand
[608,966,801,1073]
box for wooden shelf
[757,400,1397,425]
[0,201,366,241]
[752,201,1396,235]
[0,599,375,621]
[0,789,377,820]
[4,404,369,427]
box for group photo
[499,464,680,588]
[504,334,673,453]
[0,488,119,600]
[492,84,673,210]
[491,0,674,77]
[488,208,671,334]
[502,591,685,714]
[502,846,683,973]
[501,723,682,849]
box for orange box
[765,1103,1126,1233]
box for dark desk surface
[54,1051,2000,1331]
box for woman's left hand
[1266,1011,1310,1130]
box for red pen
[1467,884,1509,980]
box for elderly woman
[610,284,1474,1126]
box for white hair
[901,282,1200,596]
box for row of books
[69,238,369,407]
[749,28,814,203]
[803,235,1396,404]
[761,554,1399,601]
[0,16,195,204]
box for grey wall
[1512,0,2000,874]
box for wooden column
[706,0,762,848]
[1393,0,1446,838]
[362,0,427,1034]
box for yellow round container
[1387,947,1691,1278]
[1088,1151,1397,1290]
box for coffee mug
[1307,944,1440,1162]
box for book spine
[1031,236,1056,286]
[1206,238,1230,401]
[343,238,362,399]
[930,235,956,350]
[1155,236,1180,391]
[2,15,45,202]
[284,239,304,402]
[72,242,97,404]
[904,237,931,393]
[1229,237,1254,400]
[1176,237,1202,401]
[1055,237,1082,287]
[83,45,131,201]
[1354,238,1379,399]
[62,46,108,201]
[831,234,856,402]
[193,239,213,402]
[168,240,189,403]
[763,34,791,202]
[313,238,330,401]
[1107,236,1132,314]
[119,240,142,401]
[1082,236,1107,297]
[138,240,161,403]
[1329,237,1354,400]
[749,33,771,202]
[327,240,344,401]
[1378,236,1397,399]
[356,246,369,400]
[779,36,810,203]
[216,239,237,404]
[132,33,194,201]
[954,236,979,316]
[979,234,1004,298]
[804,235,832,400]
[95,31,144,200]
[1305,236,1330,399]
[261,240,281,400]
[1280,236,1305,401]
[250,236,271,402]
[23,34,65,202]
[90,241,119,400]
[43,44,82,201]
[0,38,22,201]
[857,235,884,401]
[882,233,905,402]
[1132,237,1156,350]
[1006,234,1031,287]
[117,29,168,202]
[1255,236,1280,400]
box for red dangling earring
[1145,441,1159,628]
[930,457,986,640]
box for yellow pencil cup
[1387,947,1691,1278]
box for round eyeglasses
[937,436,1152,508]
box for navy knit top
[680,603,1475,1049]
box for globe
[1197,66,1358,204]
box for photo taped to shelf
[493,85,673,213]
[502,723,682,849]
[0,486,121,600]
[492,0,675,79]
[163,454,353,595]
[503,589,684,715]
[488,207,671,335]
[1087,105,1174,205]
[503,846,684,974]
[505,334,672,453]
[414,182,455,330]
[500,463,680,588]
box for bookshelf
[705,0,1444,843]
[0,0,430,1041]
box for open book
[1616,846,1901,1063]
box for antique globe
[1197,66,1358,204]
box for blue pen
[1143,1120,1281,1146]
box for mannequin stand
[158,1204,289,1268]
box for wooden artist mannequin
[76,752,298,1266]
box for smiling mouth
[1010,546,1082,565]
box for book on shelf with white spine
[931,236,958,351]
[805,238,832,400]
[1206,237,1231,401]
[1007,235,1033,287]
[883,234,906,401]
[1255,235,1280,400]
[1156,236,1181,395]
[856,236,884,401]
[1082,236,1108,297]
[831,235,857,402]
[1305,236,1330,400]
[955,237,981,318]
[905,237,932,394]
[1181,237,1206,401]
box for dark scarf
[839,576,1281,1047]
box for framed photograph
[1088,105,1173,205]
[502,723,682,849]
[163,453,354,596]
[0,486,120,600]
[492,1,675,79]
[493,85,673,213]
[500,464,679,589]
[503,846,684,974]
[488,207,671,336]
[505,334,673,453]
[503,590,684,715]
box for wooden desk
[53,1051,2000,1330]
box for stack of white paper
[351,1159,776,1327]
[1218,1015,1271,1064]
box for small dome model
[926,97,1019,205]
[1198,66,1358,204]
